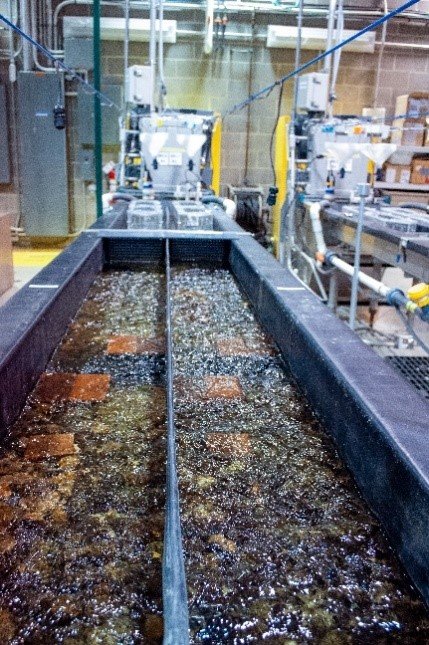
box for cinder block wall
[100,36,429,195]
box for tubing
[201,196,237,218]
[398,203,429,212]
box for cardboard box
[395,92,429,119]
[391,118,425,146]
[384,162,411,184]
[411,157,429,185]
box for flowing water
[0,267,427,644]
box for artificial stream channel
[0,267,428,643]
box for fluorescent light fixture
[63,17,177,43]
[266,26,375,53]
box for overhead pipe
[51,0,429,53]
[30,0,55,71]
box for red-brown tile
[206,432,251,456]
[107,335,165,355]
[216,337,273,357]
[23,433,76,461]
[36,373,110,403]
[69,374,110,402]
[106,336,138,354]
[202,376,244,400]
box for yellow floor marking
[13,249,61,268]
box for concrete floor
[0,248,62,307]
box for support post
[93,0,103,219]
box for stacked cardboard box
[391,93,429,147]
[411,157,429,185]
[383,163,411,184]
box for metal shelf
[375,182,429,192]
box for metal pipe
[7,0,16,81]
[124,0,130,82]
[323,0,337,74]
[292,0,304,123]
[204,0,214,55]
[373,0,387,107]
[30,0,54,71]
[158,0,167,108]
[46,0,53,50]
[149,0,156,111]
[19,0,31,69]
[94,0,104,219]
[349,183,370,330]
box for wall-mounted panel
[17,72,69,237]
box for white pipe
[329,255,390,298]
[373,0,387,107]
[124,0,130,81]
[223,198,237,219]
[305,200,390,298]
[306,202,327,257]
[323,0,337,74]
[30,0,54,71]
[19,0,32,70]
[7,0,16,81]
[158,0,166,109]
[204,0,214,55]
[149,0,156,111]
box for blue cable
[0,12,120,111]
[223,0,422,117]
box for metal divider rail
[162,236,190,644]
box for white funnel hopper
[324,142,359,167]
[360,143,397,167]
[176,134,207,157]
[140,132,169,157]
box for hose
[201,196,237,218]
[398,203,429,212]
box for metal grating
[387,356,429,400]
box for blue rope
[0,12,120,111]
[223,0,421,117]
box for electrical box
[125,66,153,105]
[17,72,69,237]
[297,73,329,113]
[0,84,11,184]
